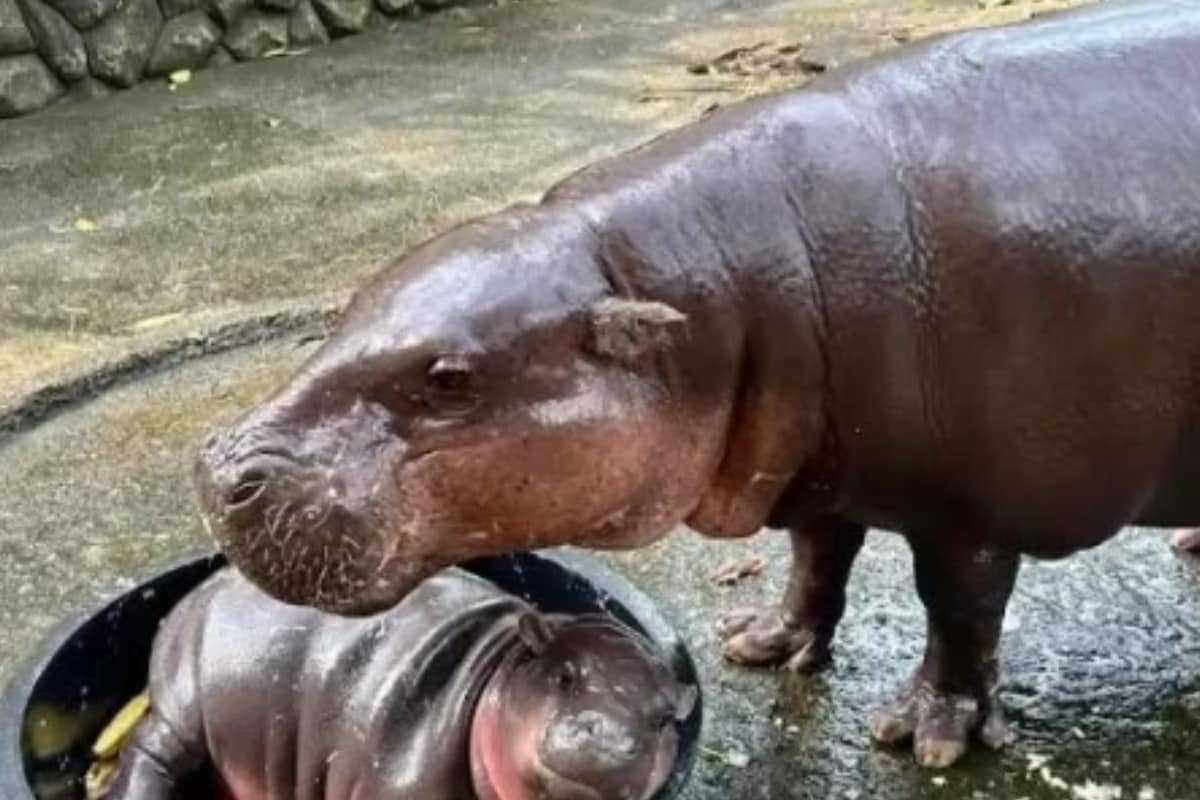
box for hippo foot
[1171,528,1200,553]
[717,608,832,672]
[868,677,1011,769]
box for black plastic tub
[1,548,701,800]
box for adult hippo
[106,567,695,800]
[195,0,1200,768]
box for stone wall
[0,0,477,117]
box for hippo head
[471,613,697,800]
[194,206,735,613]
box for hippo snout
[538,710,654,799]
[198,448,292,521]
[544,711,640,765]
[193,419,407,615]
[195,425,316,527]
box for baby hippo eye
[556,661,577,690]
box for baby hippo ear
[516,612,557,655]
[674,685,699,723]
[586,297,687,364]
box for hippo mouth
[533,760,606,800]
[208,513,436,616]
[192,427,440,615]
[533,755,671,800]
[196,470,434,616]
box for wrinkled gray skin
[195,0,1200,768]
[106,568,695,800]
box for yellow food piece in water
[24,703,88,759]
[92,692,150,761]
[85,759,119,800]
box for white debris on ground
[1027,753,1069,792]
[1071,781,1122,800]
[1026,753,1052,772]
[1041,767,1070,791]
[700,745,752,769]
[710,555,767,585]
[1022,751,1133,800]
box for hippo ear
[586,297,687,363]
[516,612,557,655]
[674,685,698,723]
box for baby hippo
[106,567,696,800]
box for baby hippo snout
[545,710,641,767]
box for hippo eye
[423,356,478,411]
[556,661,577,690]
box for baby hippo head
[471,613,697,800]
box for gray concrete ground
[3,0,1199,797]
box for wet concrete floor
[3,0,1199,797]
[4,336,1199,799]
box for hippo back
[784,0,1200,545]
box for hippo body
[107,568,693,800]
[197,0,1200,767]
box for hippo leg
[1171,528,1200,553]
[870,540,1020,768]
[106,711,206,800]
[718,517,866,672]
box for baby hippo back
[151,567,528,800]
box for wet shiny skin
[197,0,1200,770]
[104,568,694,800]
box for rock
[311,0,367,36]
[210,0,250,27]
[84,0,161,87]
[0,52,61,115]
[417,0,483,9]
[145,10,216,74]
[363,5,387,29]
[18,0,88,81]
[374,0,412,14]
[206,42,233,66]
[287,0,325,46]
[222,9,285,60]
[64,72,108,98]
[158,0,203,18]
[43,0,118,30]
[257,0,295,13]
[0,0,34,54]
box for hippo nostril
[226,469,269,509]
